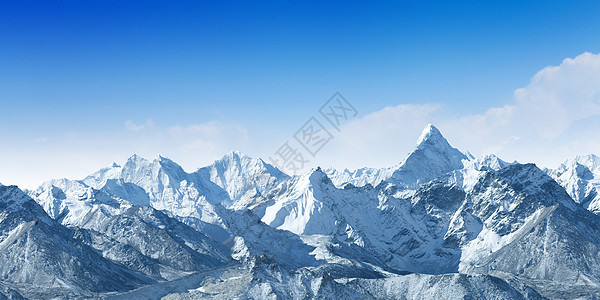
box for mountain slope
[153,261,541,300]
[31,152,287,243]
[548,154,600,214]
[326,124,470,189]
[196,151,289,209]
[251,167,463,274]
[0,185,153,298]
[29,178,126,228]
[458,164,600,298]
[29,178,233,281]
[82,155,229,227]
[79,205,231,280]
[389,124,470,189]
[14,124,600,298]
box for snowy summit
[0,124,599,299]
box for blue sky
[1,1,600,188]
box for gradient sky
[1,1,600,188]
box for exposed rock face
[6,124,600,298]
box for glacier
[0,124,598,298]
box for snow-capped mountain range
[1,124,600,299]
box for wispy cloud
[0,119,251,189]
[124,119,155,132]
[33,137,48,143]
[313,52,600,170]
[1,52,599,189]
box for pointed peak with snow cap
[121,154,152,175]
[405,124,468,162]
[218,150,284,174]
[324,124,473,189]
[0,184,54,222]
[153,155,187,179]
[224,150,247,159]
[207,151,246,166]
[211,151,258,169]
[122,154,182,171]
[154,154,169,161]
[124,153,150,167]
[209,150,288,179]
[82,160,125,188]
[259,166,343,236]
[389,124,470,189]
[569,154,600,171]
[307,166,332,186]
[552,154,600,178]
[127,153,145,161]
[153,154,182,168]
[471,154,513,171]
[414,124,458,153]
[213,151,254,169]
[271,167,335,200]
[99,153,187,189]
[549,154,600,211]
[416,124,444,146]
[490,163,579,210]
[197,151,290,205]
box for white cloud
[125,119,155,132]
[0,119,251,189]
[116,120,252,172]
[160,121,251,159]
[33,137,48,143]
[513,52,600,139]
[313,52,600,171]
[311,103,445,170]
[2,52,600,189]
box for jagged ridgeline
[1,124,600,299]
